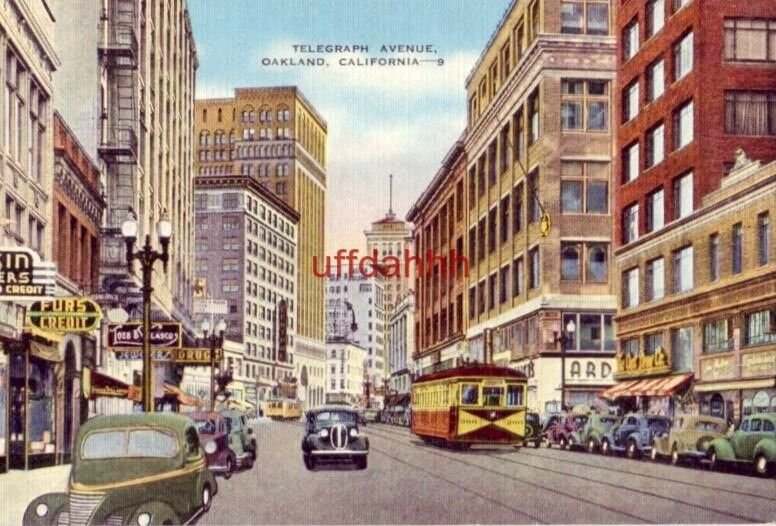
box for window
[529,0,540,42]
[646,0,665,38]
[646,257,665,301]
[673,245,694,293]
[561,79,608,131]
[499,266,509,304]
[527,170,541,223]
[646,123,665,168]
[623,80,640,122]
[529,247,540,289]
[499,125,511,174]
[469,286,476,319]
[513,183,523,232]
[724,91,776,136]
[646,188,664,233]
[587,244,608,282]
[744,308,775,346]
[674,32,694,80]
[622,267,640,308]
[673,100,694,150]
[478,281,486,314]
[512,257,524,297]
[488,208,497,253]
[671,328,692,373]
[704,319,731,353]
[673,172,693,219]
[709,233,720,281]
[724,19,776,62]
[513,108,525,160]
[528,89,540,144]
[623,19,640,61]
[644,332,663,356]
[558,0,609,35]
[732,223,743,274]
[560,161,609,214]
[623,203,639,244]
[758,212,770,265]
[646,59,665,102]
[488,273,497,310]
[623,142,639,183]
[500,195,510,243]
[477,217,486,261]
[468,226,476,264]
[561,243,581,280]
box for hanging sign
[26,297,102,332]
[111,346,223,364]
[107,322,182,348]
[0,247,57,299]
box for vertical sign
[277,299,288,362]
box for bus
[411,364,528,448]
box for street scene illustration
[1,0,775,524]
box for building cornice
[194,175,300,222]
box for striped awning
[600,373,693,401]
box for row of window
[622,0,691,63]
[622,171,692,244]
[201,106,291,124]
[235,143,294,159]
[622,212,771,309]
[468,248,540,319]
[703,308,776,354]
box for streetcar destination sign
[107,322,182,348]
[111,346,223,364]
[26,297,102,332]
[0,247,57,299]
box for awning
[30,340,62,362]
[600,373,693,401]
[164,384,203,407]
[24,325,64,343]
[85,369,141,401]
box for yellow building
[195,87,327,376]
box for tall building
[0,0,59,473]
[612,0,776,416]
[387,290,415,395]
[194,175,300,406]
[325,340,366,405]
[195,87,327,374]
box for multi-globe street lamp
[200,318,227,411]
[121,210,173,412]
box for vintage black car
[301,406,369,470]
[524,412,542,448]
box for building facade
[194,175,300,407]
[612,0,776,414]
[195,87,327,374]
[387,291,415,395]
[325,340,366,405]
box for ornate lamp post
[554,319,576,410]
[200,318,227,411]
[121,210,173,412]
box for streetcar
[411,364,528,448]
[263,398,302,420]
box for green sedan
[708,412,776,477]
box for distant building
[387,291,415,395]
[325,340,367,405]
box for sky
[188,0,512,254]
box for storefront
[600,373,695,417]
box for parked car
[707,412,776,477]
[601,413,672,459]
[23,413,217,526]
[546,413,589,450]
[301,406,369,470]
[191,410,253,478]
[524,412,542,448]
[221,409,257,469]
[650,414,727,465]
[576,414,620,453]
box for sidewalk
[0,464,70,525]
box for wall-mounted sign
[194,298,228,314]
[700,355,735,382]
[111,346,223,364]
[107,322,182,348]
[0,247,57,299]
[277,299,288,362]
[26,297,102,332]
[742,350,776,378]
[565,358,614,384]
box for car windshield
[314,411,356,430]
[647,418,671,434]
[194,418,217,435]
[600,417,618,428]
[82,429,178,459]
[695,421,723,433]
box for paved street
[200,421,776,524]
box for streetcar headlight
[204,441,217,454]
[35,503,48,517]
[349,428,359,438]
[137,512,151,526]
[319,429,329,438]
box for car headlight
[137,512,151,526]
[35,503,48,517]
[319,429,329,438]
[204,440,217,454]
[349,428,359,438]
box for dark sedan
[301,407,369,470]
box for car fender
[626,431,645,448]
[694,434,718,454]
[708,437,736,461]
[753,438,776,461]
[652,433,670,456]
[23,492,69,526]
[126,500,181,525]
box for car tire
[601,439,611,456]
[304,454,316,470]
[201,484,213,513]
[224,457,234,479]
[356,456,368,470]
[559,437,567,450]
[587,439,596,454]
[671,445,680,466]
[626,440,638,460]
[753,454,770,477]
[534,440,540,449]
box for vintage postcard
[1,0,775,524]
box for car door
[229,416,246,457]
[731,418,751,459]
[618,416,638,446]
[740,418,764,460]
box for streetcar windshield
[483,386,504,406]
[506,385,523,406]
[461,384,479,405]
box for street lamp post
[200,318,227,411]
[122,210,173,413]
[554,319,576,410]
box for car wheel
[304,454,316,470]
[201,483,213,512]
[753,454,770,477]
[671,445,680,466]
[626,440,638,460]
[356,456,368,470]
[224,457,234,479]
[559,437,567,450]
[601,439,611,456]
[587,439,596,454]
[568,436,576,449]
[708,448,718,471]
[533,440,540,449]
[650,443,659,461]
[250,442,257,461]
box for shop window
[671,326,693,371]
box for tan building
[195,87,327,380]
[610,151,775,420]
[461,0,617,412]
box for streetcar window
[506,385,523,406]
[483,386,504,406]
[461,384,479,405]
